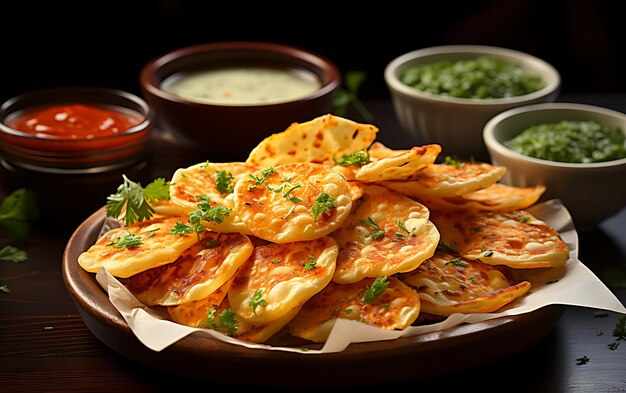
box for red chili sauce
[8,103,142,139]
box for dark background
[2,0,625,105]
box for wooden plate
[62,207,564,387]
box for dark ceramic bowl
[139,41,342,162]
[0,86,154,232]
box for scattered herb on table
[576,355,590,365]
[613,315,626,340]
[0,245,28,263]
[0,188,39,242]
[0,284,10,294]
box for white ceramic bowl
[385,45,561,162]
[483,102,626,230]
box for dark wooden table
[1,95,625,392]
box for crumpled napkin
[96,199,626,354]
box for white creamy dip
[162,67,321,105]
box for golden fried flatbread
[332,184,440,284]
[418,183,546,212]
[246,114,378,167]
[169,161,259,233]
[168,280,301,344]
[287,276,420,343]
[121,231,253,306]
[228,236,338,324]
[398,251,531,316]
[167,275,234,328]
[77,214,197,278]
[431,209,569,269]
[380,162,506,198]
[354,143,441,182]
[234,162,352,243]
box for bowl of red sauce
[0,87,154,231]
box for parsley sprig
[199,306,239,336]
[335,150,371,167]
[310,193,336,222]
[214,170,234,194]
[363,276,390,303]
[106,175,170,226]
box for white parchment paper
[95,199,626,354]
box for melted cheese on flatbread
[332,184,440,284]
[77,214,197,278]
[419,183,546,212]
[398,251,531,316]
[234,162,352,243]
[431,209,569,268]
[228,236,338,324]
[287,276,420,343]
[170,161,259,233]
[381,162,506,198]
[121,231,253,306]
[246,114,378,167]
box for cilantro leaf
[0,245,28,263]
[105,175,170,226]
[301,255,317,271]
[199,306,239,336]
[0,188,39,242]
[0,284,10,294]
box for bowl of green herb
[483,102,626,230]
[385,45,560,162]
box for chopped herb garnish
[596,330,604,336]
[106,175,170,226]
[201,160,210,171]
[214,170,234,194]
[205,239,219,248]
[396,218,412,236]
[608,342,620,351]
[344,308,354,315]
[444,156,463,168]
[249,289,267,315]
[301,255,317,271]
[268,181,302,203]
[0,245,27,263]
[593,310,609,318]
[108,232,142,248]
[446,258,469,268]
[437,242,458,253]
[144,228,159,238]
[520,216,530,223]
[43,326,54,330]
[271,259,281,264]
[311,193,336,222]
[248,167,276,190]
[199,306,239,336]
[360,216,385,240]
[363,276,389,303]
[335,150,371,166]
[0,284,10,294]
[170,222,195,236]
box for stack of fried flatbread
[78,114,570,345]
